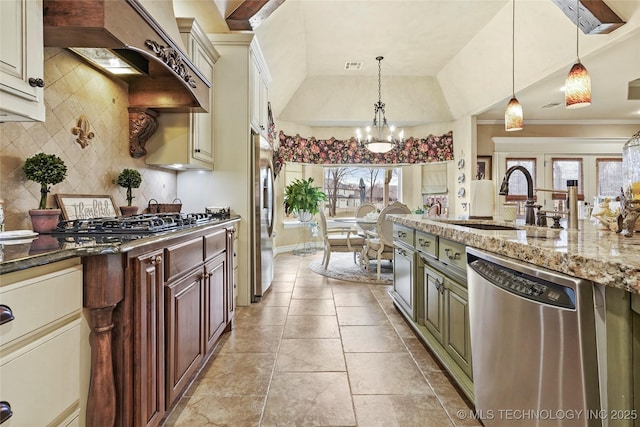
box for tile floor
[164,252,480,426]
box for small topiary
[23,153,68,209]
[116,169,142,206]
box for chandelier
[355,56,404,153]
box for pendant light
[504,0,523,132]
[565,0,591,108]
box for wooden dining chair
[361,201,411,278]
[318,208,365,269]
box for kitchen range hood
[43,0,210,113]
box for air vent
[345,61,363,71]
[541,102,563,109]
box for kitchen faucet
[498,165,536,225]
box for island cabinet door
[393,246,416,320]
[165,268,204,407]
[444,280,472,378]
[423,264,445,344]
[204,253,226,354]
[132,250,165,427]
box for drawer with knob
[438,238,466,272]
[393,224,414,248]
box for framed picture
[476,156,492,180]
[55,194,118,220]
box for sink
[447,222,520,231]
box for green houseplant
[283,177,327,221]
[23,153,67,232]
[116,168,142,215]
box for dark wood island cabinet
[83,220,238,427]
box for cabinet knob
[195,149,201,153]
[28,78,44,88]
[444,248,460,261]
[418,239,430,248]
[150,255,162,265]
[0,305,15,326]
[0,401,13,424]
[208,271,214,278]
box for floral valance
[273,130,453,176]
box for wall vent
[345,61,363,71]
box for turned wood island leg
[87,306,118,427]
[83,255,124,427]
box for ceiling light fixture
[504,0,523,131]
[355,56,403,153]
[565,0,591,108]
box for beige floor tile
[219,325,283,353]
[345,352,433,395]
[340,325,406,353]
[283,315,340,339]
[403,337,445,374]
[275,338,345,372]
[260,291,292,306]
[234,306,289,326]
[330,282,372,293]
[163,395,264,427]
[428,371,481,426]
[291,286,333,299]
[188,353,276,397]
[261,372,356,426]
[273,272,297,282]
[336,305,389,325]
[288,299,336,315]
[294,275,333,287]
[269,281,295,292]
[333,290,378,306]
[353,395,453,427]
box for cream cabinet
[249,42,271,138]
[145,18,219,170]
[0,258,85,426]
[0,0,45,122]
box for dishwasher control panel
[469,258,576,309]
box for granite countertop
[0,216,241,275]
[388,214,640,293]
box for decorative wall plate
[457,159,465,169]
[458,188,466,197]
[457,173,465,183]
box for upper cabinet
[249,41,271,138]
[145,18,219,170]
[0,0,45,122]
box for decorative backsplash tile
[0,48,177,230]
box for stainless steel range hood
[43,0,210,113]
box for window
[550,158,584,205]
[323,167,399,217]
[504,158,536,202]
[596,158,622,197]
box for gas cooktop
[53,210,231,236]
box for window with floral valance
[272,130,454,177]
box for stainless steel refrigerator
[252,132,274,301]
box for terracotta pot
[119,206,139,216]
[28,209,61,233]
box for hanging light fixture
[355,56,404,153]
[504,0,523,132]
[565,0,591,108]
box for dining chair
[318,208,365,269]
[354,203,377,236]
[361,201,411,279]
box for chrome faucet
[499,165,536,225]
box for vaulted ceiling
[174,0,640,129]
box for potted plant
[116,168,142,216]
[283,177,327,222]
[23,153,68,233]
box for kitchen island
[388,214,640,425]
[0,216,240,427]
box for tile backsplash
[0,48,177,230]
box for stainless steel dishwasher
[467,247,602,426]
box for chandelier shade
[565,0,591,109]
[356,56,403,153]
